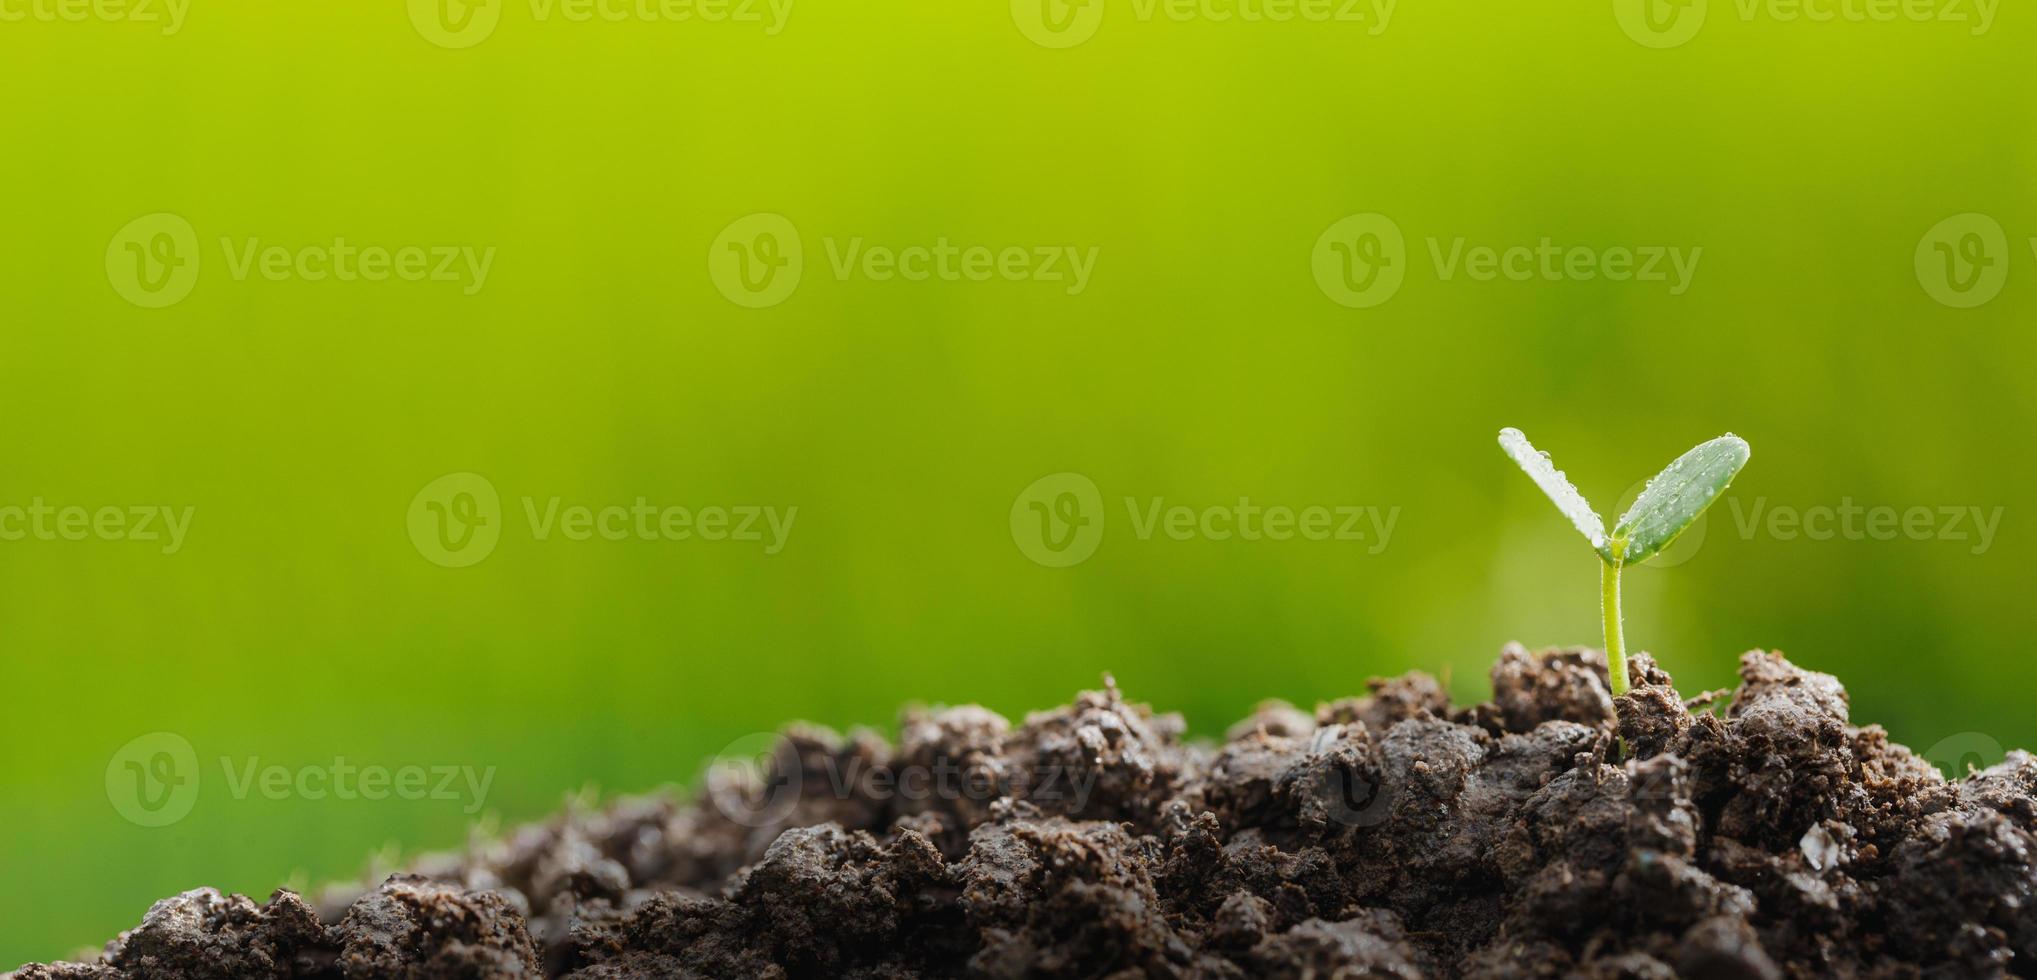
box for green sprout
[1497,428,1750,698]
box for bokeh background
[4,0,2034,966]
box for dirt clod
[14,648,2036,978]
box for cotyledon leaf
[1611,435,1751,565]
[1497,428,1607,553]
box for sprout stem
[1602,558,1628,698]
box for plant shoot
[1498,427,1750,696]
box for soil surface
[14,647,2037,978]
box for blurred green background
[3,0,2033,966]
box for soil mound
[15,647,2037,978]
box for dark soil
[14,647,2037,979]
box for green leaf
[1498,428,1608,553]
[1610,435,1750,564]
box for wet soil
[13,647,2037,978]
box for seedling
[1497,428,1750,697]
